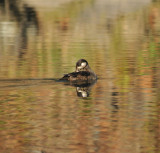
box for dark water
[0,0,160,153]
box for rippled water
[0,0,160,153]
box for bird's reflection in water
[62,80,97,98]
[76,86,89,97]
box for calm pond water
[0,0,160,153]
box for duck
[59,59,97,82]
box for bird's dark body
[60,71,95,81]
[60,59,97,82]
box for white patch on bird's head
[77,62,87,70]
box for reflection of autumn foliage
[0,1,160,153]
[148,6,160,33]
[56,17,70,31]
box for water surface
[0,0,160,153]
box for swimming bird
[60,59,97,82]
